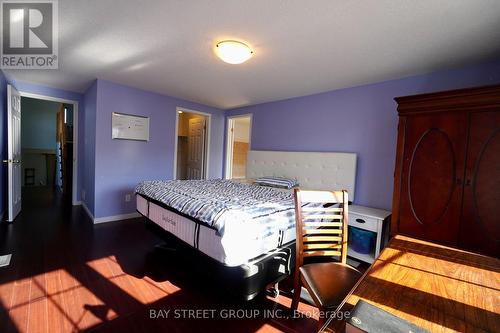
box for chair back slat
[303,250,342,257]
[303,222,343,227]
[297,190,345,203]
[301,207,343,212]
[294,189,349,267]
[302,229,343,235]
[303,236,342,242]
[303,214,343,220]
[303,243,342,250]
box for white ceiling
[5,1,500,109]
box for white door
[186,117,206,179]
[6,85,22,221]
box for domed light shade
[215,40,253,64]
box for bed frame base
[145,220,295,301]
[153,242,178,253]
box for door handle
[2,159,12,163]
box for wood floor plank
[68,264,108,330]
[45,269,72,333]
[0,309,20,333]
[27,273,48,333]
[0,280,15,312]
[8,277,31,333]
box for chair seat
[299,262,362,309]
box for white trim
[81,201,94,221]
[174,110,179,179]
[225,114,252,179]
[81,201,140,224]
[225,118,234,179]
[173,107,211,180]
[19,91,80,206]
[94,212,141,224]
[18,91,76,106]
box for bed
[135,150,357,299]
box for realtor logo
[1,0,58,69]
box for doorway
[20,97,74,198]
[5,84,79,222]
[225,115,252,179]
[174,108,210,180]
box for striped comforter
[135,179,300,238]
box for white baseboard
[80,201,140,224]
[81,201,94,221]
[94,212,141,224]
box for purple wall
[92,80,224,218]
[4,58,499,219]
[226,59,500,210]
[10,80,85,203]
[0,71,7,217]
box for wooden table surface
[321,235,500,333]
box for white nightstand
[347,205,391,264]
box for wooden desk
[321,235,500,333]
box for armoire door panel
[409,128,456,225]
[459,111,500,256]
[398,112,467,244]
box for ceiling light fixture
[215,40,253,64]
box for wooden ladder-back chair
[291,189,362,325]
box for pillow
[255,176,299,189]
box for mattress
[136,194,296,267]
[135,179,299,239]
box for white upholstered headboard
[246,150,357,198]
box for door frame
[18,91,79,206]
[225,114,252,179]
[173,107,211,180]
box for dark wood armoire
[391,85,500,257]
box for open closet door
[4,85,22,221]
[187,117,206,179]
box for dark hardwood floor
[0,187,322,333]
